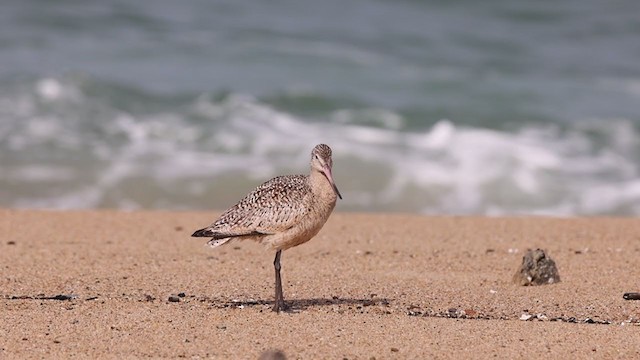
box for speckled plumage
[204,175,314,246]
[191,144,341,312]
[192,144,340,251]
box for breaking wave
[1,76,640,216]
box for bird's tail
[192,227,215,237]
[207,238,232,248]
[192,227,233,248]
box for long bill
[323,165,343,200]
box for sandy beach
[1,209,639,358]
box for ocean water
[2,0,640,215]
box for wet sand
[1,209,639,358]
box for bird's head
[311,144,342,200]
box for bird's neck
[309,168,337,203]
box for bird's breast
[263,197,336,251]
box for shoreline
[1,209,639,358]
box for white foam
[5,81,640,215]
[579,180,640,214]
[36,78,63,100]
[188,100,640,215]
[36,78,81,102]
[7,166,74,182]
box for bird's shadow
[208,296,392,312]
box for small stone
[463,309,478,317]
[168,295,180,302]
[512,249,561,286]
[258,349,286,360]
[520,313,533,321]
[447,308,460,317]
[7,241,16,245]
[390,348,399,353]
[536,313,548,321]
[623,292,640,300]
[178,292,186,298]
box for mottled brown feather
[192,144,339,251]
[207,175,312,236]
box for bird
[192,144,342,312]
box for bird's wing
[200,175,311,238]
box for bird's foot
[272,300,289,313]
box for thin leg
[272,250,288,312]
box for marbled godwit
[192,144,342,312]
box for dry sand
[1,209,639,358]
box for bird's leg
[272,250,288,312]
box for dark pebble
[258,349,286,360]
[7,241,16,245]
[168,295,180,302]
[447,308,459,317]
[178,292,186,298]
[623,292,640,300]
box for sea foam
[1,77,639,215]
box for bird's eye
[314,154,319,160]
